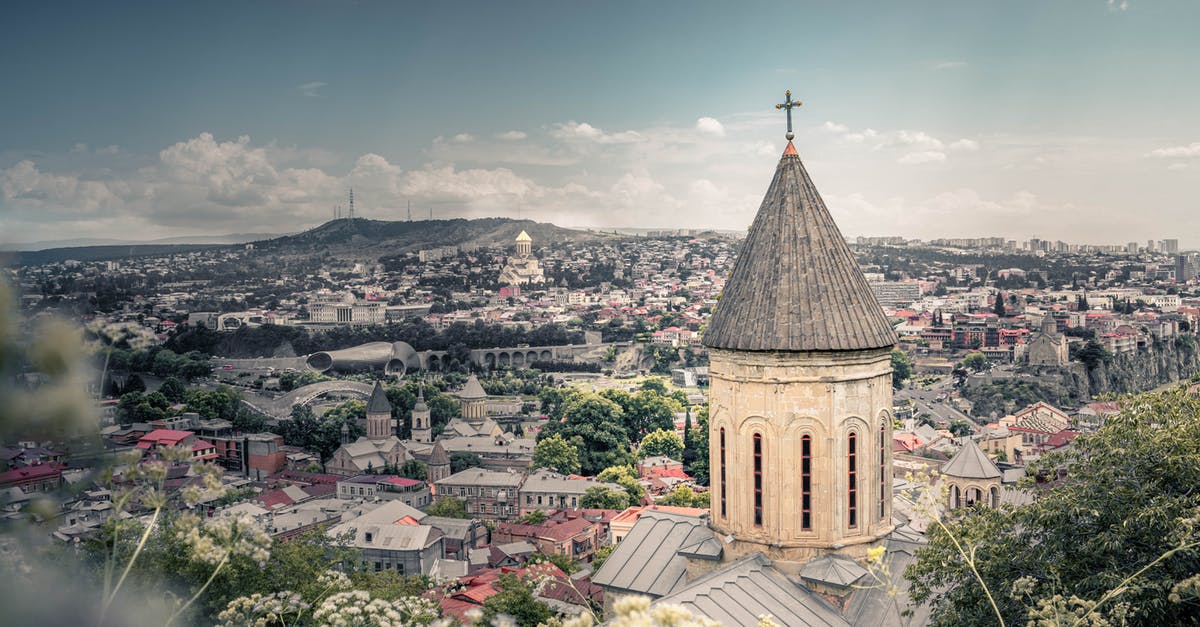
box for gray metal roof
[366,382,392,414]
[941,438,1001,479]
[844,530,932,626]
[703,143,897,352]
[655,553,849,626]
[800,553,868,588]
[591,510,712,598]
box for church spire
[703,127,896,352]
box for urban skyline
[2,1,1199,246]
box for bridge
[242,380,376,418]
[418,342,628,370]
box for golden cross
[775,90,802,140]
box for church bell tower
[703,91,897,572]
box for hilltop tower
[365,382,393,440]
[703,138,897,572]
[411,385,433,443]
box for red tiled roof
[382,476,423,487]
[0,463,63,483]
[138,429,193,446]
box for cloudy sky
[2,0,1198,247]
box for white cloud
[1,160,122,212]
[695,117,726,137]
[1107,0,1129,11]
[96,145,120,155]
[895,130,945,151]
[934,60,968,70]
[1167,162,1189,171]
[496,130,527,141]
[297,81,326,97]
[70,143,89,153]
[949,139,980,151]
[897,151,947,165]
[1148,142,1200,158]
[550,121,644,144]
[450,133,475,144]
[822,121,849,133]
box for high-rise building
[1161,239,1180,254]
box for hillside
[7,243,223,266]
[250,217,604,260]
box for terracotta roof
[366,382,392,414]
[703,142,896,352]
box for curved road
[242,380,377,418]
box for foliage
[278,405,364,462]
[599,386,681,441]
[346,570,432,601]
[398,459,427,481]
[891,348,912,389]
[579,486,631,510]
[528,551,579,574]
[116,390,173,425]
[961,379,1076,419]
[1074,339,1113,370]
[450,451,483,474]
[656,485,710,508]
[597,465,646,507]
[518,509,548,525]
[960,352,989,373]
[907,386,1200,626]
[689,405,710,486]
[639,428,683,460]
[948,420,973,437]
[538,392,635,475]
[481,573,554,627]
[158,376,186,402]
[384,381,458,440]
[425,497,468,519]
[591,545,615,571]
[533,433,582,475]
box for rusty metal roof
[703,142,896,352]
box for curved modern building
[305,341,421,377]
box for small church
[325,381,450,483]
[592,92,930,625]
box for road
[895,377,982,427]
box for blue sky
[2,0,1198,245]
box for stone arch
[965,486,983,508]
[512,352,525,367]
[990,485,1001,508]
[950,484,961,509]
[428,355,442,371]
[540,350,552,361]
[498,352,510,367]
[526,351,538,364]
[484,352,496,368]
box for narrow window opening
[801,435,812,531]
[719,428,727,518]
[753,433,763,526]
[848,433,858,529]
[879,422,887,520]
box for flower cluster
[177,512,272,567]
[215,591,308,627]
[312,591,440,627]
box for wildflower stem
[1072,539,1200,626]
[165,551,230,627]
[99,505,160,625]
[931,516,1005,627]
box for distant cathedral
[1025,313,1068,367]
[498,230,545,286]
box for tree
[425,497,468,519]
[689,405,710,486]
[518,509,547,525]
[481,573,554,627]
[681,410,697,468]
[948,420,973,437]
[533,434,581,475]
[538,392,634,475]
[1075,339,1112,370]
[591,544,615,571]
[960,352,989,373]
[993,292,1006,317]
[398,459,427,481]
[450,451,482,474]
[907,387,1200,626]
[639,429,683,460]
[579,486,631,510]
[891,348,912,390]
[656,485,709,508]
[597,465,645,507]
[528,551,579,574]
[158,376,186,403]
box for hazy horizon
[3,1,1199,246]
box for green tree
[450,451,482,474]
[481,573,554,627]
[158,376,186,403]
[425,497,468,519]
[533,433,581,475]
[528,551,579,574]
[907,386,1200,626]
[993,292,1006,317]
[597,465,645,507]
[518,509,547,525]
[891,348,912,390]
[656,485,710,508]
[960,352,989,372]
[639,428,683,460]
[538,392,634,475]
[948,420,973,437]
[690,405,710,485]
[579,486,631,510]
[398,459,427,481]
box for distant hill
[1,231,287,251]
[252,217,605,260]
[6,244,224,266]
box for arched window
[879,421,887,521]
[801,435,813,531]
[990,486,1000,509]
[848,432,858,529]
[753,433,763,526]
[719,428,727,518]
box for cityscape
[3,2,1200,626]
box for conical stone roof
[942,438,1001,480]
[459,374,487,400]
[703,142,896,352]
[366,382,392,414]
